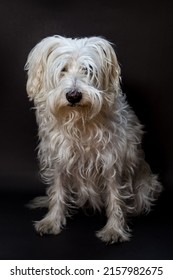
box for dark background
[0,0,173,259]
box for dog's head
[25,36,121,121]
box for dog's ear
[88,37,121,93]
[24,36,62,101]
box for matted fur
[25,35,162,243]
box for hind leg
[134,160,163,215]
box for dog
[25,35,162,243]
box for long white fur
[25,35,162,243]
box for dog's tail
[26,196,49,209]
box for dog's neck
[57,109,114,142]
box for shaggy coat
[25,36,162,243]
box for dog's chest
[54,123,116,180]
[58,137,103,176]
[71,141,101,169]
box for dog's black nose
[66,91,82,104]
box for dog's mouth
[67,103,81,108]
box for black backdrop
[0,0,173,259]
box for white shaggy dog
[25,35,162,243]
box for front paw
[34,218,62,236]
[96,226,131,244]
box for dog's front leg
[97,183,131,244]
[34,176,67,236]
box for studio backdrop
[0,0,172,260]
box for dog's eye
[81,65,93,75]
[61,66,68,73]
[82,67,88,75]
[89,65,93,72]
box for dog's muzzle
[66,91,82,105]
